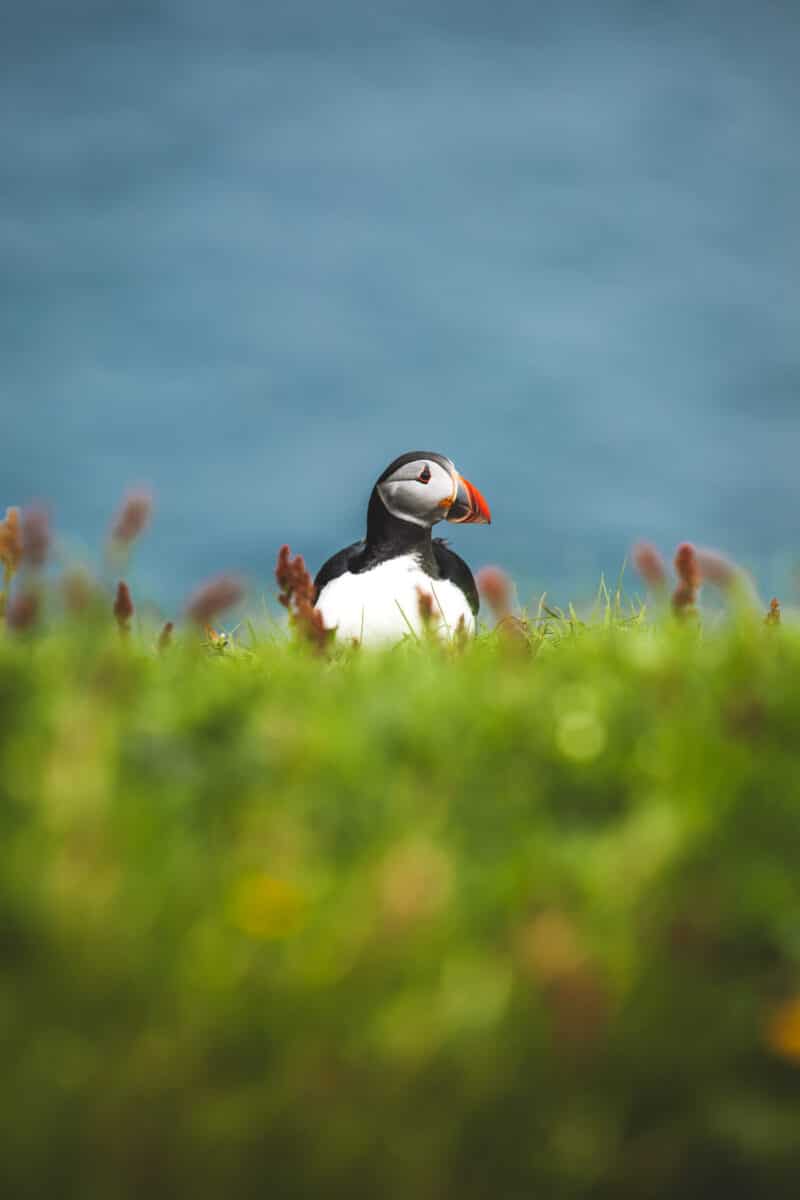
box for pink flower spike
[674,543,701,589]
[672,543,700,616]
[113,580,134,634]
[111,490,153,545]
[7,589,40,632]
[185,574,245,625]
[22,506,51,569]
[476,565,513,620]
[694,548,738,590]
[632,541,668,591]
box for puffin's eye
[417,464,431,484]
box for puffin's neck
[365,491,438,572]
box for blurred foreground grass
[2,609,800,1198]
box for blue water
[3,2,799,611]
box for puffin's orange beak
[445,474,492,525]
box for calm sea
[3,1,799,611]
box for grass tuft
[0,495,798,1197]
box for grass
[1,573,800,1198]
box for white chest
[315,555,476,646]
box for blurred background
[3,0,798,609]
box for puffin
[314,451,491,644]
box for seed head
[674,542,701,589]
[111,490,152,545]
[275,545,332,653]
[22,506,51,569]
[276,544,315,611]
[453,612,470,652]
[673,542,700,616]
[476,565,513,620]
[113,581,134,634]
[416,587,435,628]
[632,541,668,591]
[0,507,23,574]
[185,574,244,625]
[694,548,737,590]
[6,589,40,633]
[765,597,781,627]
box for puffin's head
[374,451,491,528]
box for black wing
[432,539,479,615]
[313,540,366,604]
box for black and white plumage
[314,451,491,645]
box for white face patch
[315,555,476,645]
[376,458,456,527]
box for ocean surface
[3,1,799,612]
